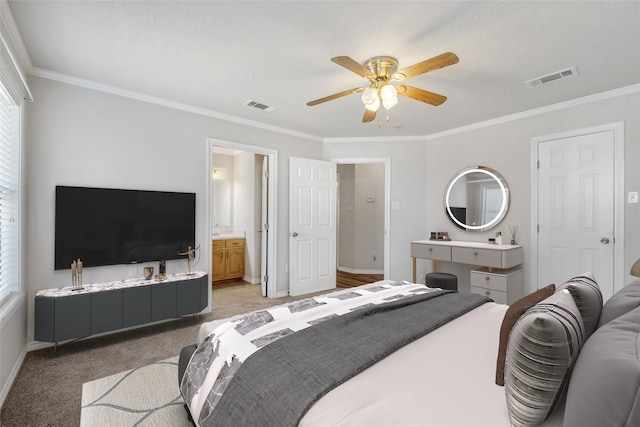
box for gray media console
[35,273,209,345]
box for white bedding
[301,301,511,427]
[194,281,566,426]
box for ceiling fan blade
[332,56,374,79]
[393,52,459,80]
[362,108,377,122]
[396,85,447,106]
[307,87,364,106]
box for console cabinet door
[91,290,123,335]
[123,286,151,328]
[55,294,91,342]
[152,282,177,321]
[177,279,201,316]
[34,297,55,342]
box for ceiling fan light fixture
[382,96,398,110]
[380,84,398,110]
[361,87,379,106]
[364,95,380,112]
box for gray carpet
[0,282,322,427]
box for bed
[179,276,640,427]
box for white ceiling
[7,1,640,140]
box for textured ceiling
[7,1,640,139]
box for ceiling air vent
[244,99,277,112]
[525,66,579,88]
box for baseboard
[338,266,384,275]
[0,346,26,409]
[242,275,261,285]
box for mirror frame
[444,166,510,232]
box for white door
[261,156,268,297]
[537,130,615,300]
[289,157,337,296]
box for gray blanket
[206,290,490,426]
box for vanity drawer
[453,247,502,267]
[212,240,225,249]
[471,286,508,305]
[471,270,509,292]
[410,243,451,262]
[225,239,245,248]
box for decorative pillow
[504,290,585,427]
[556,273,602,338]
[563,306,640,427]
[495,283,556,386]
[597,279,640,328]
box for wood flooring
[336,270,384,288]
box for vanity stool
[425,272,458,292]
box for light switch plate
[629,191,639,204]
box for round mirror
[444,166,510,232]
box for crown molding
[28,66,324,143]
[324,83,640,143]
[25,65,639,145]
[0,0,33,101]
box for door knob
[292,232,299,237]
[600,237,610,244]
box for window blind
[0,85,19,302]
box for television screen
[55,186,196,270]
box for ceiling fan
[307,52,459,123]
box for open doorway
[207,138,277,299]
[334,158,390,287]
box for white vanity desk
[411,240,524,304]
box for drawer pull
[485,276,490,281]
[473,251,478,256]
[429,248,433,252]
[485,290,491,296]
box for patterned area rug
[80,356,192,427]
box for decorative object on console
[71,258,83,290]
[495,231,503,245]
[429,231,450,241]
[508,225,518,245]
[178,244,200,275]
[157,259,166,280]
[143,266,154,280]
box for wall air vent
[244,99,277,112]
[525,66,579,88]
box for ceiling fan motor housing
[365,56,399,84]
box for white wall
[23,76,323,344]
[424,91,640,295]
[325,141,430,281]
[325,91,640,294]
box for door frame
[332,157,391,279]
[206,137,278,298]
[530,122,625,293]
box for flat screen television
[55,186,196,270]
